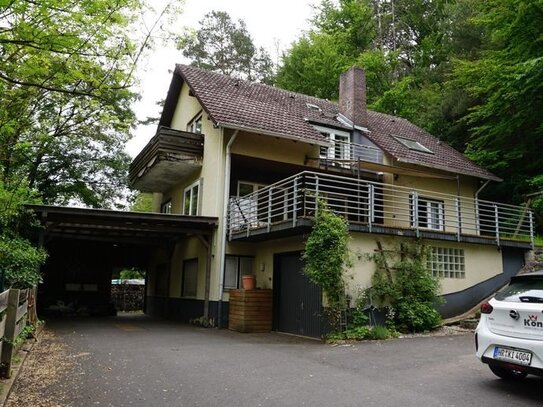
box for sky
[126,0,320,157]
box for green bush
[0,235,47,288]
[367,242,443,333]
[303,200,351,331]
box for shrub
[303,200,351,331]
[366,241,443,333]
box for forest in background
[274,0,542,223]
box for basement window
[394,136,433,154]
[428,247,465,279]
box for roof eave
[218,122,329,147]
[396,158,503,182]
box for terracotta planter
[241,275,256,290]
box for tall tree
[452,0,543,215]
[0,0,176,208]
[178,11,275,84]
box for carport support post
[197,234,212,322]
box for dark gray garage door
[275,253,322,338]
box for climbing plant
[303,200,351,331]
[366,241,442,333]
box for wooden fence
[0,288,34,378]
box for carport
[28,205,217,318]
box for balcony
[227,171,534,248]
[129,126,204,193]
[319,139,384,170]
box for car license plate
[493,347,532,366]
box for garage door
[275,253,322,338]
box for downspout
[217,129,239,328]
[475,179,490,199]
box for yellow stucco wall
[163,82,226,218]
[232,132,317,166]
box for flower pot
[241,275,256,290]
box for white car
[475,271,543,380]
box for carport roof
[28,205,218,245]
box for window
[224,256,254,289]
[394,136,433,154]
[187,113,202,134]
[411,195,444,231]
[160,200,172,214]
[319,132,351,161]
[428,247,465,279]
[230,181,267,229]
[183,180,200,216]
[182,258,198,297]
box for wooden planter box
[228,289,272,333]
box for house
[129,65,534,337]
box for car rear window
[495,277,543,303]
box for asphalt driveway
[6,314,543,406]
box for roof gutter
[219,122,329,147]
[217,129,239,328]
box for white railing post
[475,198,480,236]
[412,191,419,238]
[267,188,273,232]
[455,197,461,242]
[293,177,298,227]
[228,198,233,241]
[529,210,534,248]
[494,204,500,246]
[315,174,320,216]
[369,184,374,233]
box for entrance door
[274,253,322,338]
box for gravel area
[5,328,84,407]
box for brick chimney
[339,66,368,129]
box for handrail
[227,171,534,245]
[320,139,383,164]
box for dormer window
[394,136,433,154]
[313,125,351,161]
[187,113,202,134]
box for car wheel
[489,364,528,381]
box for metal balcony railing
[320,139,383,165]
[227,171,534,245]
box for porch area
[227,171,534,248]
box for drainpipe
[475,180,490,199]
[217,130,239,328]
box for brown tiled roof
[174,64,500,181]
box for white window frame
[411,195,444,231]
[314,125,351,161]
[183,179,201,216]
[187,113,203,134]
[231,181,267,228]
[428,247,465,279]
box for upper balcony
[129,126,204,193]
[227,171,534,248]
[316,139,384,173]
